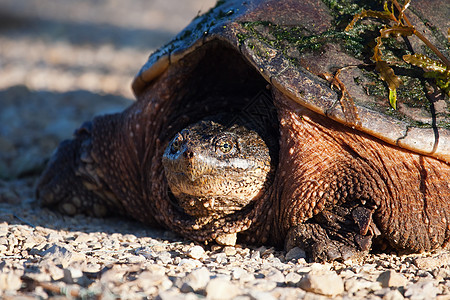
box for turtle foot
[36,122,118,218]
[285,207,376,262]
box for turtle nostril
[183,150,194,159]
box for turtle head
[162,119,272,218]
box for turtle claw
[310,237,363,262]
[286,207,374,262]
[286,223,365,262]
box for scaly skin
[37,42,450,262]
[253,90,450,260]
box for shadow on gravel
[0,12,175,50]
[1,198,181,242]
[0,85,132,180]
[1,179,179,242]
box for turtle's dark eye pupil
[216,138,234,154]
[222,142,231,152]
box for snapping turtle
[37,0,450,261]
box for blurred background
[0,0,216,180]
[0,0,217,97]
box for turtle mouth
[172,171,210,185]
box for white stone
[215,233,237,246]
[247,279,277,292]
[285,272,302,286]
[187,245,205,260]
[178,258,202,270]
[404,280,438,300]
[137,270,167,292]
[299,272,344,297]
[232,267,247,280]
[181,267,211,292]
[233,268,255,283]
[248,290,277,300]
[62,268,76,284]
[344,277,382,293]
[206,278,240,300]
[223,246,237,256]
[157,251,173,264]
[377,270,408,288]
[0,272,22,292]
[212,253,228,264]
[382,289,405,300]
[414,253,450,269]
[264,269,284,283]
[41,245,74,268]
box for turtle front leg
[285,205,379,262]
[37,121,123,217]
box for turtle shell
[132,0,450,162]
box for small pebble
[178,258,202,269]
[223,246,237,256]
[248,290,277,300]
[377,270,408,288]
[414,253,450,269]
[345,277,381,293]
[404,280,439,300]
[285,272,302,286]
[206,278,240,300]
[187,245,205,260]
[382,289,405,300]
[180,267,210,292]
[264,269,285,283]
[41,245,75,268]
[246,279,277,292]
[299,271,344,297]
[232,267,247,280]
[285,247,307,261]
[0,272,22,293]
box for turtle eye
[170,134,183,154]
[215,137,234,154]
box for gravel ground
[1,1,450,299]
